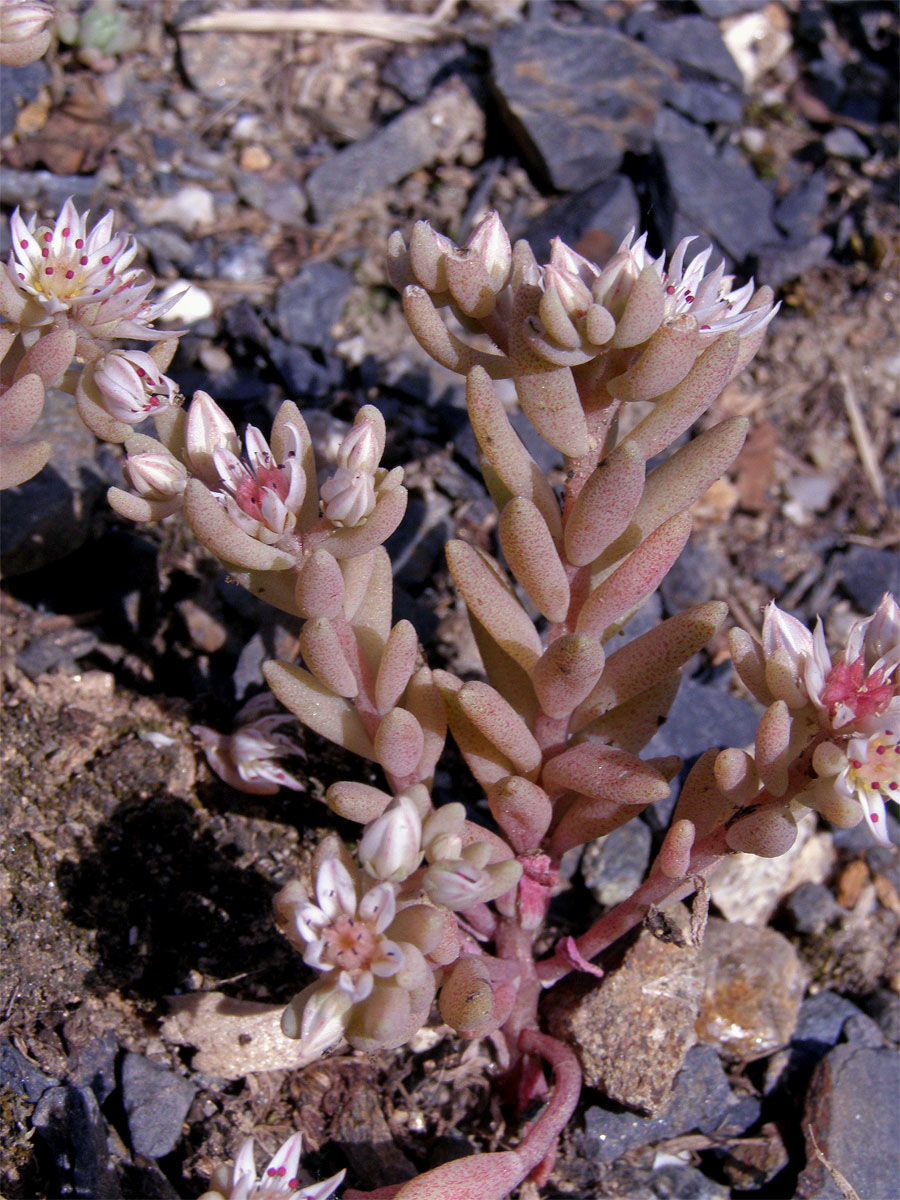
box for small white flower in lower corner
[199,1131,345,1200]
[192,695,305,795]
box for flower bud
[1,0,52,44]
[423,858,491,909]
[124,448,187,499]
[184,389,239,485]
[358,794,423,882]
[93,349,178,424]
[320,467,376,527]
[464,211,512,291]
[337,416,380,474]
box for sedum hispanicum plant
[2,188,898,1200]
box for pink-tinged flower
[6,198,177,339]
[92,349,180,424]
[319,466,376,527]
[0,0,52,66]
[192,696,305,796]
[212,423,306,544]
[284,858,404,1004]
[124,446,187,503]
[809,725,900,846]
[336,416,380,474]
[200,1131,344,1200]
[464,210,512,291]
[358,794,423,882]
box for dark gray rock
[305,78,482,221]
[577,1045,743,1163]
[522,175,640,265]
[693,0,769,15]
[659,540,726,612]
[268,341,344,399]
[797,1044,900,1199]
[643,675,761,763]
[121,1052,196,1159]
[823,127,871,161]
[32,1084,114,1199]
[140,224,197,273]
[581,820,653,907]
[860,989,900,1044]
[490,22,672,192]
[69,1032,119,1106]
[835,544,899,610]
[667,80,745,126]
[0,166,101,210]
[647,1164,730,1200]
[16,627,99,679]
[1,59,50,138]
[783,882,843,935]
[275,261,353,349]
[626,13,744,90]
[0,1039,58,1102]
[215,238,270,284]
[232,171,307,225]
[754,234,832,290]
[0,389,112,577]
[649,108,779,264]
[382,41,470,103]
[775,172,829,241]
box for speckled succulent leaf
[14,327,76,386]
[0,437,52,489]
[299,618,359,698]
[549,792,652,856]
[467,610,539,725]
[618,333,739,462]
[714,747,760,804]
[725,804,798,857]
[626,416,749,547]
[512,362,590,458]
[374,707,425,780]
[608,316,702,403]
[445,540,543,672]
[183,478,294,571]
[400,666,446,782]
[754,700,793,796]
[243,568,305,618]
[431,672,515,787]
[326,780,393,824]
[763,648,810,709]
[465,366,561,538]
[340,548,383,621]
[486,776,553,854]
[728,626,769,704]
[532,633,606,719]
[403,286,510,377]
[576,511,692,639]
[74,369,132,443]
[374,1152,526,1200]
[294,549,344,619]
[499,496,569,623]
[152,404,186,456]
[672,748,737,837]
[573,602,727,731]
[264,660,376,761]
[386,229,415,292]
[0,371,43,443]
[457,680,543,780]
[439,953,519,1037]
[655,817,696,879]
[445,249,498,319]
[323,485,408,558]
[344,547,394,673]
[542,743,671,804]
[578,673,682,755]
[409,220,452,293]
[563,442,645,567]
[0,261,27,322]
[374,620,419,716]
[611,263,666,348]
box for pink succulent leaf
[557,935,605,978]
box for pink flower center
[821,656,894,723]
[323,916,378,971]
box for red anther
[101,255,111,264]
[43,232,51,242]
[75,238,84,248]
[45,267,54,275]
[701,324,710,330]
[19,238,29,249]
[851,760,862,770]
[41,247,49,258]
[80,256,88,266]
[65,270,74,279]
[666,284,676,295]
[136,367,146,377]
[17,273,25,280]
[62,227,70,237]
[876,746,886,754]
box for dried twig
[837,366,886,502]
[177,2,459,44]
[807,1126,861,1200]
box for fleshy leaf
[446,540,542,672]
[264,661,375,760]
[499,497,569,623]
[564,442,645,567]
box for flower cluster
[728,596,900,845]
[200,1132,344,1200]
[192,696,305,796]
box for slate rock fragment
[275,261,354,350]
[121,1052,196,1159]
[0,1039,58,1102]
[490,21,672,192]
[32,1083,115,1199]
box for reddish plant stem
[515,1030,582,1174]
[536,825,730,985]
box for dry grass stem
[837,365,886,502]
[177,5,458,44]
